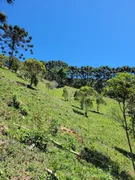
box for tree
[96,94,106,113]
[0,54,6,67]
[45,60,68,86]
[62,87,69,101]
[75,86,96,110]
[46,80,58,96]
[24,59,45,87]
[57,67,68,87]
[127,94,135,139]
[0,24,34,69]
[10,57,20,73]
[104,72,135,172]
[84,97,94,117]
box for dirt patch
[0,124,8,135]
[60,126,83,142]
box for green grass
[0,67,135,179]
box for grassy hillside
[0,68,135,180]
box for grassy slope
[0,68,135,180]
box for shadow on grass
[72,105,104,116]
[114,147,135,160]
[72,105,81,110]
[60,98,68,102]
[89,110,104,115]
[27,85,37,91]
[16,81,37,91]
[80,147,133,180]
[16,81,27,87]
[73,108,84,116]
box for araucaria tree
[104,72,135,172]
[24,59,45,87]
[0,24,34,69]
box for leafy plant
[24,59,45,87]
[12,94,21,109]
[20,130,48,152]
[96,94,106,113]
[62,87,69,101]
[104,72,135,171]
[49,119,59,136]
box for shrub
[20,130,48,152]
[62,87,69,101]
[49,119,59,136]
[20,106,29,116]
[12,94,21,109]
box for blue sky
[1,0,135,67]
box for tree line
[1,55,135,91]
[44,61,135,92]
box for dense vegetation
[1,1,135,179]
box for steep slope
[0,68,135,180]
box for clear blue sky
[1,0,135,67]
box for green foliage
[20,130,48,152]
[12,94,21,109]
[104,72,135,171]
[10,57,20,73]
[0,54,6,67]
[96,94,106,113]
[20,105,29,116]
[84,96,94,117]
[24,58,45,87]
[49,119,59,136]
[46,81,58,90]
[103,72,135,103]
[75,86,96,116]
[45,60,68,87]
[62,87,69,101]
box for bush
[49,119,59,136]
[20,106,29,116]
[20,130,48,152]
[12,94,21,109]
[62,87,69,101]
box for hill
[0,67,135,180]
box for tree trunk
[80,99,84,110]
[84,108,88,117]
[9,41,15,69]
[123,103,135,172]
[30,77,33,87]
[97,104,99,113]
[8,55,13,69]
[132,115,135,139]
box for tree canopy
[104,72,135,171]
